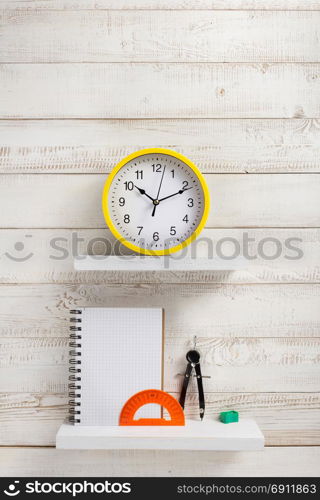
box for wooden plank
[1,446,319,477]
[166,337,320,393]
[0,338,69,393]
[1,11,319,63]
[0,393,68,446]
[179,392,320,447]
[0,228,318,284]
[0,283,319,338]
[1,64,319,119]
[0,173,319,228]
[0,392,319,446]
[1,1,320,10]
[1,119,320,174]
[0,337,319,393]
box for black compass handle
[179,362,193,409]
[194,362,205,419]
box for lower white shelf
[56,419,264,451]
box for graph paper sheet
[76,308,163,426]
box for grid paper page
[76,308,163,426]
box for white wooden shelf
[56,419,264,451]
[74,255,246,272]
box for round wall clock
[102,148,210,256]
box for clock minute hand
[158,186,193,203]
[134,185,155,203]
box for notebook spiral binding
[69,309,82,424]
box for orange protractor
[119,389,185,426]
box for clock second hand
[152,165,166,217]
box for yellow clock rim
[102,148,210,256]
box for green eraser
[219,411,239,424]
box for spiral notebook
[69,307,164,426]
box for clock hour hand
[134,185,155,203]
[158,186,193,203]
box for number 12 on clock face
[102,148,210,256]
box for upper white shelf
[74,255,246,272]
[56,419,264,451]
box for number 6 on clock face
[102,148,210,256]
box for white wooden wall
[0,0,320,477]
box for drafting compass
[179,337,209,420]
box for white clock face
[106,152,206,253]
